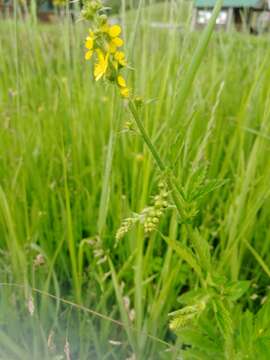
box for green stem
[128,100,166,172]
[128,100,185,219]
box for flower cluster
[144,183,169,234]
[115,217,138,243]
[169,300,207,331]
[82,1,130,98]
[115,183,169,243]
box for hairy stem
[128,100,185,219]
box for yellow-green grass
[1,1,270,358]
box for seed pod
[143,185,169,234]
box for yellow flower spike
[85,50,93,60]
[117,75,127,88]
[109,25,121,38]
[112,37,124,47]
[85,36,94,50]
[119,86,130,98]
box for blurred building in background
[193,0,270,32]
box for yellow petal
[120,86,130,98]
[96,48,105,61]
[94,63,103,81]
[85,37,93,50]
[93,51,109,81]
[117,75,126,88]
[85,50,93,60]
[115,51,125,61]
[112,37,124,47]
[115,51,127,66]
[109,25,121,38]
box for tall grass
[1,0,270,358]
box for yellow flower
[115,51,127,67]
[109,25,121,38]
[119,86,130,98]
[85,50,93,60]
[85,36,94,50]
[117,75,130,98]
[112,37,124,47]
[94,50,109,81]
[108,37,124,54]
[117,75,127,88]
[85,33,95,61]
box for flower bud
[99,14,108,24]
[90,0,102,12]
[134,96,144,108]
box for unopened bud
[99,14,108,24]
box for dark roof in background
[195,0,264,7]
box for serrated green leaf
[212,299,233,338]
[189,228,211,272]
[190,179,229,202]
[163,235,203,282]
[255,300,270,336]
[180,328,222,355]
[178,288,208,305]
[210,274,227,287]
[225,280,250,301]
[185,164,208,202]
[237,310,254,353]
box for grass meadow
[1,0,270,359]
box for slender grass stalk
[97,91,118,235]
[171,0,224,123]
[62,141,81,303]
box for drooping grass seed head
[115,217,138,244]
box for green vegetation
[1,0,270,359]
